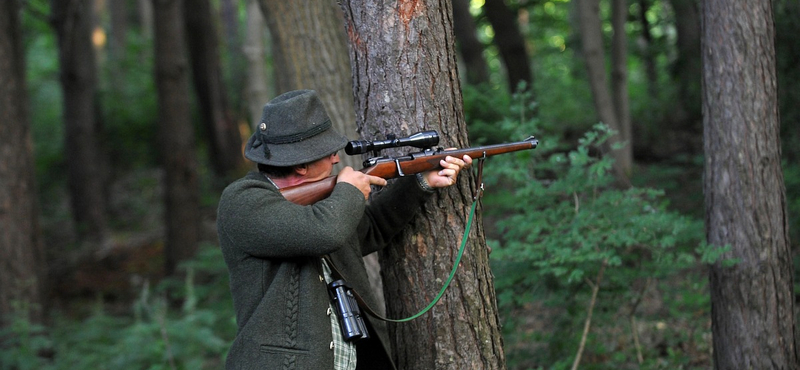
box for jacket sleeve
[355,176,434,256]
[216,173,368,258]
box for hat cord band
[263,119,332,144]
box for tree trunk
[702,0,798,368]
[576,0,631,181]
[669,0,702,129]
[109,0,129,65]
[220,0,246,120]
[139,0,153,39]
[637,0,658,100]
[51,0,110,245]
[257,0,361,171]
[244,0,272,129]
[108,0,129,86]
[452,0,490,85]
[183,0,244,177]
[611,0,631,163]
[0,0,46,326]
[153,0,201,276]
[483,0,532,93]
[340,1,506,369]
[220,0,240,62]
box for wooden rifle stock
[280,136,539,205]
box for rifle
[280,130,539,205]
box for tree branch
[571,258,607,370]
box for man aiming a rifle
[216,90,471,370]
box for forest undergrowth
[11,66,800,370]
[3,89,735,370]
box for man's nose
[332,153,340,164]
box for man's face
[303,152,340,182]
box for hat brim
[244,127,348,167]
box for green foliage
[463,84,517,145]
[468,97,717,367]
[0,302,52,370]
[0,244,234,370]
[12,0,800,368]
[487,121,708,280]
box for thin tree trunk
[611,0,631,165]
[139,0,153,39]
[220,0,240,63]
[107,0,129,90]
[51,0,110,245]
[220,0,246,122]
[637,0,658,100]
[183,0,244,177]
[153,0,201,276]
[702,0,798,368]
[109,0,129,65]
[243,0,271,129]
[340,0,506,368]
[576,0,631,182]
[452,0,490,85]
[570,260,606,370]
[483,0,533,93]
[0,0,46,326]
[669,0,702,129]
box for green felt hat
[245,90,348,167]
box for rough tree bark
[702,0,798,368]
[153,0,201,276]
[51,0,110,244]
[339,0,506,368]
[0,0,46,326]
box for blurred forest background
[1,0,799,369]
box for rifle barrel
[280,136,538,205]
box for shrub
[0,244,234,370]
[480,118,720,369]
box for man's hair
[258,163,296,178]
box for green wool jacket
[217,171,432,370]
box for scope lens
[345,140,371,155]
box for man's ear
[294,164,308,176]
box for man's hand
[337,166,388,199]
[423,154,472,188]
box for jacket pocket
[259,345,309,369]
[259,344,309,356]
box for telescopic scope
[345,130,440,155]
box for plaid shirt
[323,259,358,370]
